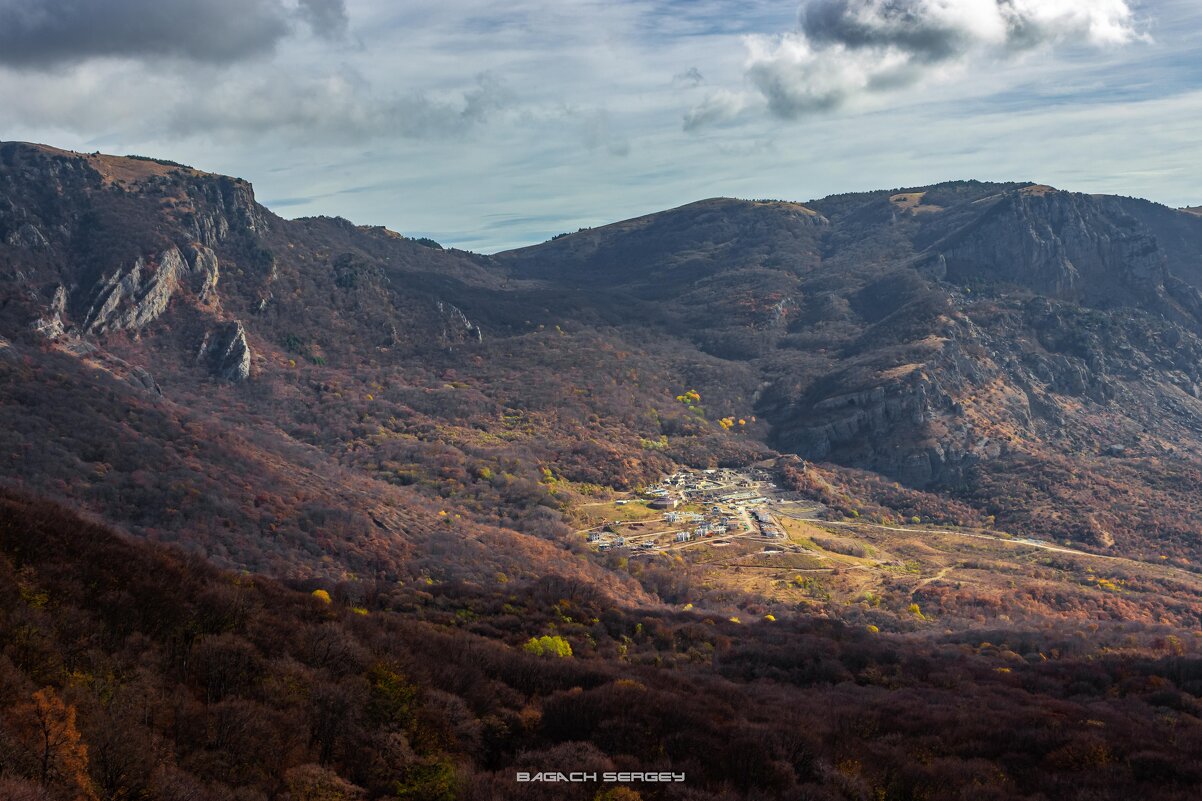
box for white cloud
[701,0,1146,123]
[683,90,748,131]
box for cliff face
[929,187,1170,303]
[83,246,188,333]
[0,143,260,381]
[197,320,252,382]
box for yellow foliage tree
[675,389,700,406]
[522,635,573,658]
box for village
[578,466,825,556]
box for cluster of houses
[671,518,734,543]
[587,467,792,554]
[664,511,705,525]
[593,535,626,551]
[649,471,761,505]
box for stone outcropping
[197,321,252,382]
[188,244,221,306]
[83,247,188,334]
[6,222,49,250]
[182,176,269,247]
[436,300,483,345]
[80,245,225,334]
[931,188,1170,305]
[31,285,68,340]
[777,367,970,487]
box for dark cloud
[0,0,348,68]
[800,0,975,61]
[730,0,1143,122]
[798,0,1136,62]
[297,0,349,40]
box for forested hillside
[1,492,1200,801]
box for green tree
[394,758,457,801]
[367,663,419,730]
[522,635,573,658]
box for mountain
[6,142,1202,574]
[4,143,1202,800]
[499,184,1202,558]
[0,142,737,591]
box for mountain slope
[1,490,1199,801]
[5,141,1202,579]
[499,182,1202,559]
[0,143,759,590]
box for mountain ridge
[5,140,1202,580]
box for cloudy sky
[2,0,1200,252]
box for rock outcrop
[6,222,49,250]
[775,360,977,488]
[436,300,483,345]
[83,247,188,334]
[931,188,1170,306]
[78,244,226,334]
[197,321,252,382]
[31,285,68,340]
[181,175,269,246]
[188,244,221,306]
[126,366,162,395]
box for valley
[2,142,1202,800]
[571,465,1202,631]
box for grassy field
[569,494,1202,631]
[681,514,1202,628]
[574,499,662,526]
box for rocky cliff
[197,320,252,381]
[0,143,260,382]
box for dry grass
[574,499,661,526]
[752,200,823,217]
[28,143,204,186]
[889,192,944,214]
[878,363,923,381]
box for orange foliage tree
[9,688,97,801]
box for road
[823,519,1123,560]
[822,519,1202,584]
